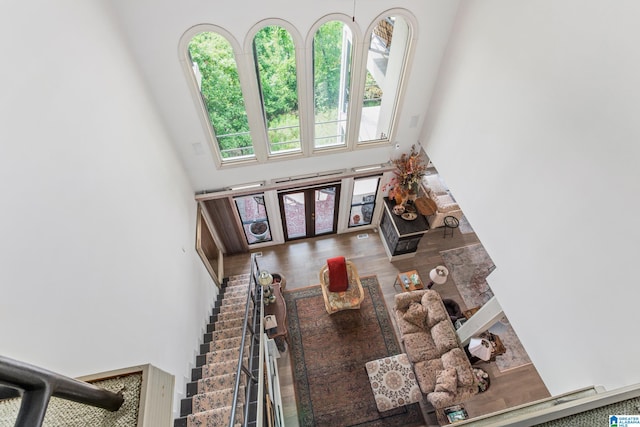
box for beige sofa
[394,290,478,409]
[421,174,463,228]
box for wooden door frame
[196,204,224,287]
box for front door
[278,184,340,241]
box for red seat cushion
[327,256,349,292]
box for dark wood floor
[223,225,550,426]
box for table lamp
[258,270,275,305]
[258,270,273,287]
[468,337,492,361]
[427,265,449,289]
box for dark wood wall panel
[202,198,248,255]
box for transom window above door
[181,11,416,167]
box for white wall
[0,0,215,414]
[421,0,640,395]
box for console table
[264,282,288,352]
[380,199,429,261]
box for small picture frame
[444,404,468,423]
[264,315,278,330]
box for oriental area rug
[284,276,424,427]
[440,244,531,372]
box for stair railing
[0,355,124,427]
[228,253,265,427]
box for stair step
[204,346,250,365]
[213,336,243,351]
[202,358,248,379]
[220,304,249,315]
[201,336,246,355]
[224,288,248,296]
[193,385,246,413]
[186,405,244,427]
[215,318,245,331]
[224,283,249,291]
[197,372,246,394]
[222,296,248,306]
[217,311,252,322]
[193,357,250,382]
[225,278,250,289]
[180,385,247,417]
[212,327,243,341]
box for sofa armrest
[394,290,428,312]
[427,385,478,409]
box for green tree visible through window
[253,26,301,154]
[314,21,351,148]
[189,32,253,159]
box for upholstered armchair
[319,256,365,314]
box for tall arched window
[358,15,411,144]
[188,32,253,161]
[182,12,415,165]
[253,26,301,155]
[313,21,353,149]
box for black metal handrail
[0,355,124,427]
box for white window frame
[179,10,417,168]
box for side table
[443,215,459,238]
[394,270,424,292]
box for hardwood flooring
[223,225,550,426]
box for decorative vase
[394,190,404,205]
[394,187,408,205]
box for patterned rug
[440,244,531,372]
[284,276,424,427]
[440,243,495,309]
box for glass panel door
[281,191,306,239]
[349,176,380,227]
[279,184,340,240]
[314,187,338,234]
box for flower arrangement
[383,144,428,198]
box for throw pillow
[435,368,457,394]
[403,301,426,327]
[327,256,348,292]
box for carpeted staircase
[174,274,258,427]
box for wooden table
[264,282,288,351]
[415,196,437,216]
[480,331,506,359]
[394,270,424,292]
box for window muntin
[358,16,410,144]
[313,21,353,149]
[183,13,415,165]
[234,194,272,244]
[253,26,301,155]
[188,32,253,161]
[349,176,380,227]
